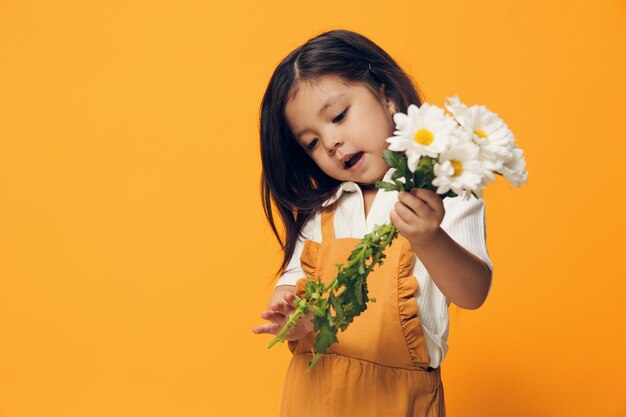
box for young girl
[252,29,493,417]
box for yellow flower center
[474,129,488,139]
[414,129,434,146]
[451,160,463,177]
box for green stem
[266,305,306,349]
[324,278,339,293]
[307,352,323,372]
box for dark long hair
[259,29,425,281]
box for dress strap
[320,203,336,242]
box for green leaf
[374,181,398,192]
[382,150,398,167]
[315,324,338,353]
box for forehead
[288,74,352,101]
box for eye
[303,108,348,152]
[332,108,348,123]
[306,138,319,151]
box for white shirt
[275,167,493,369]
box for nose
[322,132,343,154]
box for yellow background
[1,0,625,416]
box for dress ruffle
[299,239,320,280]
[396,238,432,368]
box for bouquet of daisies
[267,96,528,371]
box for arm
[253,212,319,338]
[269,285,296,308]
[391,189,492,310]
[411,228,491,310]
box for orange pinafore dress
[278,202,446,417]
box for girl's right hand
[252,291,314,341]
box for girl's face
[284,74,398,185]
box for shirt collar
[321,167,396,208]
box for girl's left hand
[252,292,314,341]
[390,188,445,247]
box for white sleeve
[440,194,493,272]
[274,212,319,287]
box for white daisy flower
[431,129,487,199]
[443,95,470,126]
[444,96,515,171]
[386,103,457,172]
[496,146,528,187]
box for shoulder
[304,196,353,243]
[299,208,322,243]
[440,194,487,239]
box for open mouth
[344,152,364,169]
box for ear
[378,84,397,114]
[385,95,398,115]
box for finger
[270,301,293,316]
[269,301,288,313]
[251,323,280,335]
[390,207,411,231]
[400,191,432,218]
[394,201,419,225]
[410,189,444,213]
[397,192,418,216]
[261,310,285,322]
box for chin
[369,166,388,182]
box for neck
[356,182,377,191]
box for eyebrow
[295,94,346,139]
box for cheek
[352,123,378,150]
[362,114,394,150]
[378,114,395,138]
[312,154,336,173]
